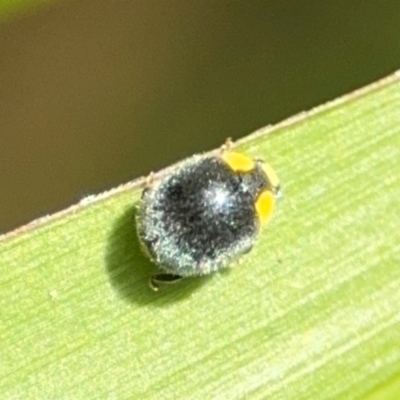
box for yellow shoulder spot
[255,190,275,226]
[221,151,255,172]
[261,162,280,189]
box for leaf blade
[1,72,400,399]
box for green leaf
[1,72,400,399]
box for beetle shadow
[104,205,210,306]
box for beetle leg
[149,274,183,291]
[220,137,233,154]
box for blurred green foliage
[0,0,51,21]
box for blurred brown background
[1,1,400,233]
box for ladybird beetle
[136,141,280,290]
